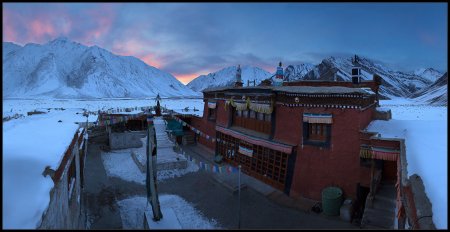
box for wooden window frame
[232,109,272,135]
[303,122,331,147]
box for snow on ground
[101,149,146,185]
[117,195,220,229]
[3,98,204,119]
[102,147,199,184]
[3,108,89,229]
[367,98,447,229]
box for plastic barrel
[322,187,343,216]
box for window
[249,110,256,119]
[208,108,216,120]
[308,123,327,141]
[303,122,331,147]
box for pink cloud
[139,54,162,68]
[3,9,18,42]
[28,19,57,40]
[79,5,116,45]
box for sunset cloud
[2,3,447,83]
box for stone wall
[109,131,145,150]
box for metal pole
[238,165,241,229]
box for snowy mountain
[296,56,434,99]
[283,63,315,81]
[2,42,22,61]
[3,37,200,99]
[413,68,443,82]
[187,66,272,92]
[411,72,447,105]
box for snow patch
[117,195,220,229]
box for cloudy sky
[3,3,447,84]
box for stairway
[361,182,397,229]
[182,132,196,145]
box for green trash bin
[322,187,343,216]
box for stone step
[372,197,396,213]
[362,208,394,229]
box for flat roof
[203,85,376,95]
[3,109,94,229]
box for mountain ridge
[3,37,200,99]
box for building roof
[203,85,376,95]
[3,109,90,229]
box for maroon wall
[278,105,376,200]
[195,94,379,201]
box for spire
[236,64,242,83]
[273,61,284,86]
[234,64,243,87]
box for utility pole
[146,118,163,221]
[238,165,242,229]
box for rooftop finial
[279,61,282,67]
[234,64,243,87]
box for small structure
[273,62,284,86]
[97,110,147,150]
[155,94,162,116]
[234,65,243,87]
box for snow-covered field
[117,195,220,229]
[2,97,203,229]
[3,98,204,119]
[3,97,446,228]
[370,98,447,229]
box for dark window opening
[208,108,216,120]
[303,122,331,147]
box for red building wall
[280,106,375,201]
[192,93,378,201]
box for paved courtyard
[83,130,360,229]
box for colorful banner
[303,113,333,124]
[238,146,253,157]
[178,149,239,174]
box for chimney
[351,55,362,84]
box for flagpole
[238,165,241,229]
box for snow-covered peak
[187,65,272,92]
[413,68,443,82]
[47,36,69,44]
[3,38,200,99]
[299,55,434,99]
[2,42,22,60]
[284,63,315,81]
